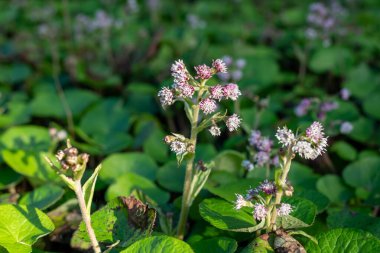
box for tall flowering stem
[234,122,328,233]
[159,59,241,239]
[45,140,102,253]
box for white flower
[306,121,324,143]
[275,127,296,147]
[234,194,247,210]
[199,98,217,115]
[158,87,174,106]
[253,203,267,221]
[277,203,293,216]
[226,114,241,132]
[209,125,221,136]
[292,140,315,159]
[170,141,186,155]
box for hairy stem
[177,86,205,240]
[74,181,101,253]
[270,150,293,230]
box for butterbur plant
[232,122,328,250]
[45,140,102,253]
[158,59,241,239]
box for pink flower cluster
[158,59,242,139]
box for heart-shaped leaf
[120,235,194,253]
[276,197,317,229]
[106,173,169,205]
[191,237,237,253]
[19,184,64,210]
[0,204,54,253]
[199,198,264,232]
[305,228,380,253]
[72,196,156,251]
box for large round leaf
[344,64,378,98]
[191,237,237,253]
[199,198,263,232]
[363,93,380,120]
[206,179,261,202]
[106,173,169,205]
[157,161,185,193]
[0,167,22,190]
[213,150,244,176]
[343,157,380,193]
[99,153,158,183]
[19,184,64,210]
[305,228,380,253]
[120,236,194,253]
[0,204,54,253]
[309,47,353,74]
[276,197,317,229]
[316,175,352,204]
[0,125,50,151]
[72,196,156,251]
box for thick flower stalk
[45,140,101,253]
[158,59,242,239]
[234,121,328,233]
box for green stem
[176,84,205,240]
[74,181,101,253]
[270,150,293,231]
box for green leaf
[199,198,264,232]
[99,153,158,183]
[0,125,50,151]
[316,175,352,204]
[294,189,330,213]
[19,184,64,210]
[0,204,54,253]
[309,47,353,74]
[241,235,274,253]
[83,164,102,214]
[206,179,261,202]
[305,228,380,253]
[0,167,22,190]
[191,237,237,253]
[157,162,185,193]
[2,150,58,183]
[106,172,169,205]
[276,197,317,229]
[120,235,194,253]
[363,92,380,120]
[331,141,357,161]
[72,196,156,251]
[30,89,99,119]
[287,162,320,190]
[344,64,378,98]
[327,209,380,239]
[348,117,375,143]
[343,157,380,193]
[213,150,244,176]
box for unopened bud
[164,135,176,144]
[284,183,294,197]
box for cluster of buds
[276,121,328,160]
[242,130,279,171]
[158,59,242,158]
[53,140,89,180]
[164,134,194,156]
[305,1,347,47]
[235,180,293,221]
